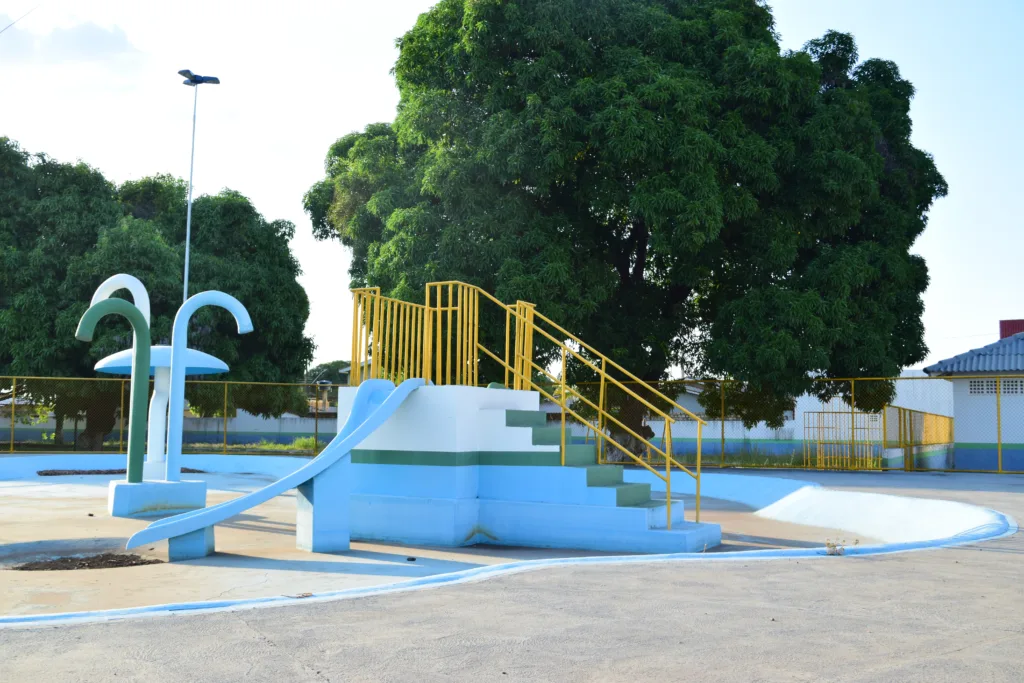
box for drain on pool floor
[12,553,163,571]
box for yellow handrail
[350,281,706,526]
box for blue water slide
[126,378,425,550]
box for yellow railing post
[423,285,433,383]
[504,307,511,388]
[696,420,702,523]
[850,379,856,469]
[522,303,535,389]
[456,285,465,384]
[314,383,320,456]
[720,380,726,467]
[117,378,125,454]
[597,359,607,463]
[997,377,1003,473]
[665,419,673,529]
[512,302,521,390]
[119,378,128,454]
[350,291,360,385]
[473,289,480,386]
[560,347,567,466]
[445,284,454,386]
[10,377,16,453]
[435,287,443,384]
[223,382,229,454]
[371,292,382,379]
[386,300,396,380]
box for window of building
[967,379,1023,395]
[968,379,997,395]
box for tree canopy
[1,139,314,446]
[307,0,946,426]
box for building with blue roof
[923,324,1024,471]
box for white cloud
[0,14,138,64]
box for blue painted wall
[952,447,1024,472]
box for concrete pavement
[1,471,1021,682]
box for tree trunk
[77,401,117,452]
[53,409,65,446]
[605,386,656,463]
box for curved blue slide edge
[126,378,425,550]
[1,508,1014,628]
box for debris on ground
[12,553,163,571]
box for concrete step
[586,482,652,507]
[531,425,562,445]
[563,444,597,466]
[579,464,623,487]
[505,410,548,428]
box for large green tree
[306,0,946,428]
[1,140,313,448]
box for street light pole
[178,69,220,304]
[183,84,199,304]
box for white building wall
[950,378,1024,444]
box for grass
[667,446,806,469]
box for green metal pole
[76,299,151,483]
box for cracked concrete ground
[0,471,1021,682]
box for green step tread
[589,482,651,507]
[505,410,548,428]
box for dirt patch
[11,553,163,571]
[37,468,207,476]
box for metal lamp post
[178,69,220,303]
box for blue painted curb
[0,508,1014,629]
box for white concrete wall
[338,385,558,454]
[950,378,1024,444]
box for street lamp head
[178,69,220,86]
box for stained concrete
[1,472,1020,682]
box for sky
[2,1,1022,372]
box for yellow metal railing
[349,281,706,526]
[803,410,884,470]
[803,405,955,471]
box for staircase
[351,281,706,531]
[505,409,657,510]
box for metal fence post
[559,348,567,466]
[720,380,726,467]
[850,379,856,469]
[997,377,1003,474]
[223,382,229,455]
[314,383,320,457]
[119,379,126,454]
[354,290,362,387]
[696,420,702,523]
